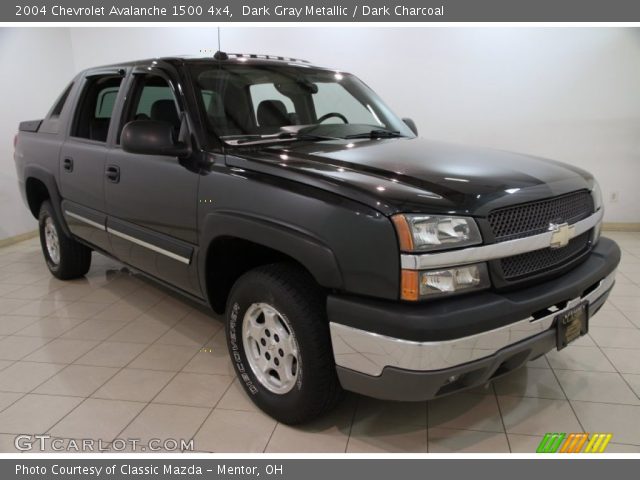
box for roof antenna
[214,27,228,61]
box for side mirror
[402,118,418,136]
[121,120,191,158]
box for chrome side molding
[64,210,105,230]
[106,227,191,265]
[65,210,191,265]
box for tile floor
[0,232,639,453]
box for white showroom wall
[0,28,75,240]
[2,27,639,241]
[68,26,640,224]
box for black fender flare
[23,164,72,237]
[198,211,343,291]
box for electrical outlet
[609,191,619,203]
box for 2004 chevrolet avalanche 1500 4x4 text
[14,52,620,424]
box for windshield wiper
[220,134,263,142]
[345,130,404,139]
[222,131,341,146]
[277,131,342,142]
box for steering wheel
[317,112,348,124]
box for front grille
[487,190,595,284]
[500,231,591,280]
[488,191,594,242]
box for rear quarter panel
[14,130,64,210]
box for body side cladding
[198,211,343,294]
[198,163,401,301]
[77,236,209,308]
[22,164,71,237]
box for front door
[104,70,201,296]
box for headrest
[150,99,179,128]
[257,100,289,128]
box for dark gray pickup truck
[14,52,620,424]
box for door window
[72,75,123,142]
[95,87,119,118]
[119,75,180,143]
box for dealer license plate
[556,301,588,350]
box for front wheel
[226,263,343,424]
[38,201,92,280]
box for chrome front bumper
[330,270,615,377]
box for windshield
[188,62,415,144]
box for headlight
[591,181,603,212]
[392,214,482,252]
[401,263,490,300]
[591,181,604,244]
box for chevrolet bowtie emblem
[549,222,575,249]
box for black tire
[226,263,343,424]
[38,201,92,280]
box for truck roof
[82,52,329,73]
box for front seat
[257,100,290,129]
[150,99,180,131]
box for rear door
[104,67,201,296]
[59,70,125,252]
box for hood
[226,137,594,216]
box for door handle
[63,158,73,172]
[105,165,120,183]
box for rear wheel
[38,201,92,280]
[226,263,343,424]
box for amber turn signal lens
[391,215,414,251]
[400,269,419,301]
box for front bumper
[328,237,620,401]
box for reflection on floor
[1,232,639,453]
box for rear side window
[50,83,73,118]
[72,74,123,142]
[95,87,119,118]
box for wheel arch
[23,165,71,237]
[199,212,343,314]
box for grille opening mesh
[488,191,594,242]
[499,231,591,280]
